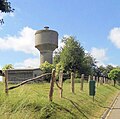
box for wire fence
[2,69,110,101]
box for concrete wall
[7,68,42,84]
[33,68,42,77]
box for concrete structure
[35,27,58,65]
[5,68,42,83]
[3,27,58,83]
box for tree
[0,0,14,24]
[98,65,107,76]
[106,65,114,72]
[82,53,96,75]
[54,36,97,76]
[108,68,120,86]
[97,65,114,78]
[2,64,14,71]
[60,36,85,73]
[53,52,61,66]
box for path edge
[101,91,120,119]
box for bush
[40,61,54,82]
[108,68,120,86]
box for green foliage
[53,35,117,77]
[40,61,54,82]
[53,50,61,66]
[40,61,54,73]
[55,62,63,74]
[108,68,120,82]
[98,65,114,77]
[60,36,85,72]
[54,36,96,76]
[108,68,120,86]
[99,65,107,76]
[0,0,14,13]
[54,62,63,80]
[82,53,96,75]
[53,54,60,66]
[2,64,14,71]
[106,65,114,73]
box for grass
[0,82,119,119]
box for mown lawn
[0,82,119,119]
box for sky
[0,0,120,72]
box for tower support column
[40,51,53,64]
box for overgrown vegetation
[0,82,119,119]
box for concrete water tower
[35,27,58,65]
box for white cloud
[0,26,40,69]
[14,58,40,69]
[0,27,39,55]
[0,12,6,19]
[109,63,117,67]
[90,47,108,66]
[85,50,88,53]
[108,27,120,48]
[0,11,14,19]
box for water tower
[35,27,58,65]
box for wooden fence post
[5,70,8,95]
[104,77,107,84]
[106,78,108,84]
[49,69,56,101]
[99,77,103,85]
[81,74,84,91]
[102,77,104,84]
[59,71,63,98]
[88,75,91,83]
[93,76,95,81]
[96,76,99,87]
[71,72,74,93]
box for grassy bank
[0,82,119,119]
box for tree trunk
[113,79,116,86]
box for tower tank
[35,27,58,65]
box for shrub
[108,68,120,86]
[40,61,54,82]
